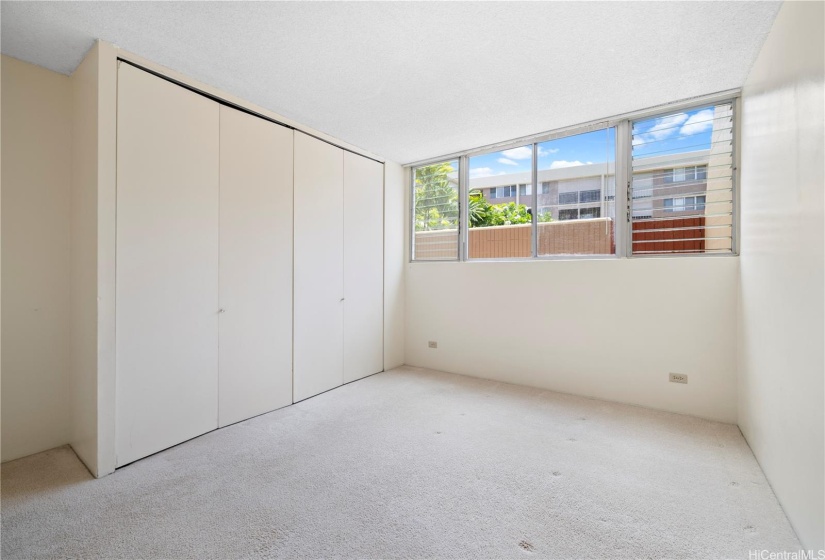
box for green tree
[414,163,458,231]
[493,202,533,225]
[468,189,492,227]
[468,189,553,227]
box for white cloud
[470,167,494,178]
[634,112,688,146]
[679,109,714,136]
[501,146,532,160]
[549,160,591,169]
[499,146,558,161]
[497,157,518,166]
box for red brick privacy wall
[468,224,532,258]
[535,219,614,256]
[632,217,706,254]
[413,218,615,259]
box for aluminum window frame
[526,127,620,260]
[407,89,740,263]
[463,142,537,261]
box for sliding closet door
[218,107,293,427]
[116,64,219,467]
[343,153,384,382]
[293,132,344,401]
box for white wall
[67,40,118,478]
[70,43,100,475]
[738,1,824,551]
[406,257,739,423]
[96,42,118,478]
[384,161,406,370]
[1,55,73,462]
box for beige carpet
[1,366,800,559]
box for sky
[632,105,720,160]
[467,105,722,180]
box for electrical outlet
[669,373,688,384]
[428,341,438,349]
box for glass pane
[536,128,616,256]
[559,192,577,205]
[631,102,734,255]
[467,145,534,259]
[412,159,459,261]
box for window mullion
[531,143,538,258]
[615,120,631,258]
[459,154,469,262]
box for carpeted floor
[1,366,801,559]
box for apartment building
[468,152,716,223]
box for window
[579,189,600,203]
[468,145,533,259]
[410,94,737,262]
[663,197,680,211]
[412,159,459,261]
[558,192,577,205]
[667,165,708,183]
[536,128,616,256]
[495,185,516,198]
[631,102,734,255]
[664,196,706,212]
[486,186,516,199]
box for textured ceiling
[1,1,780,164]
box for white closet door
[219,107,293,427]
[293,132,344,401]
[116,64,219,467]
[343,153,384,382]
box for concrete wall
[1,55,73,461]
[406,256,739,423]
[738,1,825,551]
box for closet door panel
[115,64,219,467]
[219,107,293,427]
[293,132,344,401]
[343,153,384,382]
